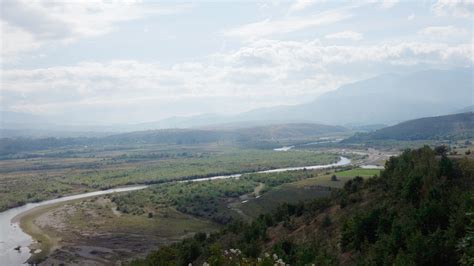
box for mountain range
[226,67,473,125]
[1,67,472,137]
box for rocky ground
[24,196,217,265]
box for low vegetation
[111,164,350,224]
[112,179,257,224]
[0,147,339,212]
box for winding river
[0,156,350,265]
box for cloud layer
[3,38,471,122]
[1,0,472,124]
[1,0,188,60]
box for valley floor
[5,138,469,265]
[21,164,382,264]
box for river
[0,156,350,265]
[272,138,343,152]
[185,156,351,182]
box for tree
[434,145,448,156]
[322,215,332,227]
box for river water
[0,156,351,265]
[272,139,343,152]
[182,156,350,182]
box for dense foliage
[131,147,474,265]
[340,146,473,265]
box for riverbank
[0,186,148,265]
[21,196,218,265]
[15,201,70,263]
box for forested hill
[108,123,347,144]
[131,147,474,265]
[224,123,347,141]
[346,112,474,142]
[0,123,347,156]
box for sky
[0,0,473,125]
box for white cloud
[289,0,325,12]
[407,14,415,20]
[380,0,399,9]
[225,39,472,67]
[2,38,471,122]
[419,25,469,38]
[432,0,474,18]
[223,10,350,39]
[0,0,190,60]
[0,21,41,61]
[325,31,363,41]
[1,1,473,123]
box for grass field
[236,167,381,218]
[449,139,474,155]
[292,168,381,189]
[237,185,332,219]
[0,144,339,212]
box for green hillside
[347,112,474,142]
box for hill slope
[346,112,474,141]
[131,147,474,265]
